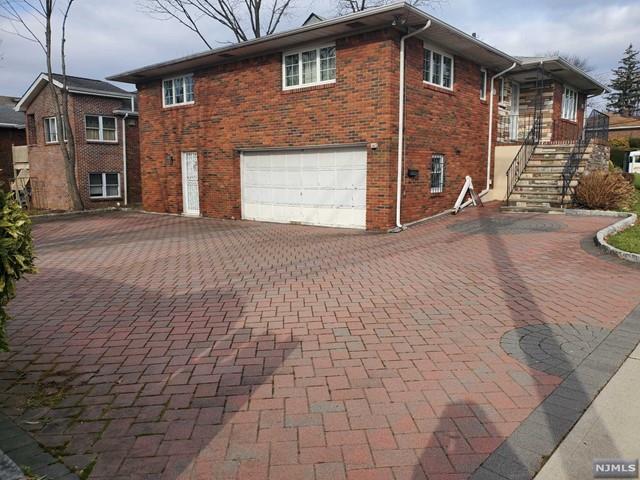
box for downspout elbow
[395,20,432,231]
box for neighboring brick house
[608,114,640,141]
[0,96,26,191]
[14,74,141,211]
[110,3,606,230]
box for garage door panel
[241,147,367,229]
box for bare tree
[0,0,83,210]
[138,0,294,48]
[337,0,445,15]
[542,50,595,73]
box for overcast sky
[1,0,638,106]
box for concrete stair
[504,143,590,211]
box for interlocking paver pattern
[1,207,638,479]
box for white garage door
[241,147,367,229]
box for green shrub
[575,170,637,211]
[610,148,627,170]
[630,137,640,149]
[1,192,36,351]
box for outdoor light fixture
[407,169,419,178]
[165,154,174,166]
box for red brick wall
[609,128,640,141]
[71,94,130,208]
[137,29,399,230]
[26,86,73,210]
[0,127,26,190]
[401,37,496,223]
[136,28,498,230]
[25,86,140,210]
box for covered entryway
[241,146,367,229]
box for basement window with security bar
[431,154,445,194]
[283,44,336,89]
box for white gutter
[395,20,432,231]
[122,114,129,206]
[483,62,517,195]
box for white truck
[627,151,640,174]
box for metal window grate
[431,154,445,193]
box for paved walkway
[535,343,640,480]
[0,208,639,480]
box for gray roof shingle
[50,74,131,95]
[0,97,24,127]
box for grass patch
[608,175,640,253]
[609,225,640,253]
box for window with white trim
[163,75,194,107]
[499,78,506,104]
[85,115,117,142]
[89,173,120,199]
[44,116,67,144]
[431,154,445,193]
[423,46,454,90]
[562,86,578,121]
[283,44,336,89]
[480,68,488,100]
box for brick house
[608,114,640,141]
[110,3,607,230]
[0,96,26,191]
[14,74,141,211]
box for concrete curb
[0,448,24,480]
[561,209,639,264]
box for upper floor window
[480,68,488,100]
[283,45,336,90]
[86,115,117,143]
[562,86,578,121]
[499,78,506,104]
[424,46,454,90]
[44,116,67,144]
[163,75,194,107]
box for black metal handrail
[506,114,542,201]
[560,110,610,206]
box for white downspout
[483,62,517,195]
[395,20,431,231]
[122,113,129,206]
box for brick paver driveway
[1,208,639,480]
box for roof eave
[109,2,517,83]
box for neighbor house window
[283,44,336,89]
[85,115,117,142]
[431,154,445,193]
[562,86,578,121]
[163,75,194,107]
[89,173,120,198]
[424,46,454,90]
[499,78,506,104]
[44,116,67,144]
[480,68,488,100]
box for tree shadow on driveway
[0,268,302,480]
[413,214,624,480]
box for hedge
[1,192,36,351]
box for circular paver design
[448,216,566,235]
[501,323,610,377]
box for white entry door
[241,147,367,229]
[181,152,200,216]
